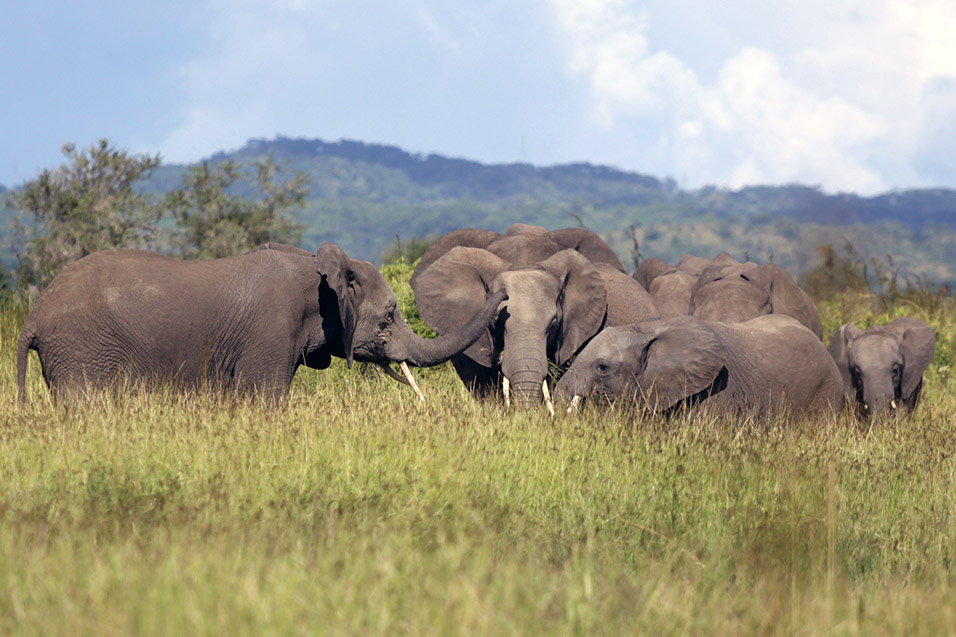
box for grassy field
[2,290,956,636]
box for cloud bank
[550,0,956,193]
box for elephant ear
[548,228,626,272]
[762,264,824,339]
[827,324,864,401]
[410,228,501,287]
[539,249,608,366]
[883,317,936,400]
[633,257,673,290]
[629,316,726,412]
[315,243,358,367]
[411,247,510,367]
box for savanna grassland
[2,280,956,635]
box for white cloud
[550,0,956,193]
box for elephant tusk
[567,395,582,414]
[400,361,426,403]
[891,399,898,410]
[542,380,555,418]
[380,363,410,386]
[503,376,511,408]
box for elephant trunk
[501,327,550,408]
[553,371,581,404]
[386,289,507,367]
[860,378,900,418]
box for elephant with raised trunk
[556,315,843,417]
[17,243,506,403]
[827,317,935,418]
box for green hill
[6,135,956,284]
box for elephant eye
[595,360,610,374]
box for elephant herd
[17,224,936,421]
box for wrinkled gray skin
[633,253,747,317]
[411,223,626,285]
[414,246,657,407]
[634,253,823,339]
[17,243,506,403]
[556,315,843,417]
[411,224,652,407]
[827,317,935,418]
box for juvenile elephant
[413,245,656,409]
[827,317,935,418]
[556,315,844,417]
[17,244,506,403]
[411,223,626,287]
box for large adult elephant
[827,317,935,418]
[411,223,626,286]
[413,245,657,410]
[556,315,843,417]
[17,243,506,403]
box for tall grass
[2,289,955,635]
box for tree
[167,156,308,259]
[10,140,161,288]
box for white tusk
[503,376,511,408]
[380,364,410,386]
[891,399,898,410]
[567,395,582,414]
[542,380,555,418]
[400,361,426,403]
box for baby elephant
[827,317,935,417]
[556,315,843,417]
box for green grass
[2,292,956,635]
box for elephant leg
[450,354,501,400]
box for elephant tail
[17,319,38,407]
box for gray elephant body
[634,253,823,338]
[411,224,652,406]
[411,223,626,285]
[413,247,612,406]
[556,315,843,417]
[633,255,715,317]
[827,317,935,417]
[596,262,659,327]
[17,244,505,402]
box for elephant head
[827,316,935,417]
[314,243,507,372]
[555,316,728,412]
[690,262,823,339]
[412,246,607,407]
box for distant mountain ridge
[6,135,956,284]
[196,136,675,206]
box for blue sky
[2,0,955,195]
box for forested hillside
[5,135,956,285]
